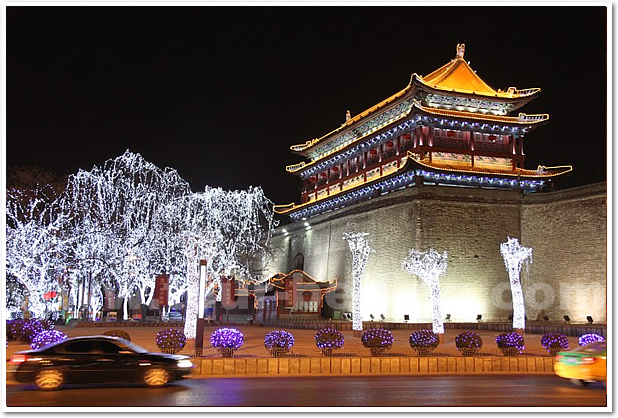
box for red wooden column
[470,131,476,168]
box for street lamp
[195,259,207,356]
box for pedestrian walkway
[6,322,579,359]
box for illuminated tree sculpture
[343,232,373,333]
[500,237,533,330]
[401,248,448,334]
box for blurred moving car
[163,311,184,322]
[8,336,194,390]
[554,341,607,386]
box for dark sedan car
[8,335,194,390]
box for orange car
[554,341,607,386]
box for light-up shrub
[409,329,440,356]
[455,331,483,357]
[30,329,67,350]
[495,332,525,356]
[39,318,55,330]
[578,333,605,346]
[156,328,187,353]
[264,330,295,357]
[103,329,132,341]
[361,328,394,356]
[10,319,45,343]
[6,320,22,342]
[211,328,244,357]
[315,327,344,356]
[540,332,569,356]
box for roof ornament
[456,43,465,59]
[346,110,351,122]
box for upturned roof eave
[285,101,548,177]
[413,73,541,103]
[408,153,573,179]
[290,80,416,157]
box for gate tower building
[275,44,572,221]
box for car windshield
[580,341,606,353]
[116,339,149,354]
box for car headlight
[177,359,194,368]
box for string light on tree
[343,232,373,332]
[500,236,533,330]
[401,248,447,334]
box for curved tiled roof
[413,101,549,125]
[419,44,539,98]
[290,44,539,155]
[408,153,573,179]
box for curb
[193,356,555,377]
[6,356,556,383]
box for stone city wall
[265,182,607,323]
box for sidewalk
[6,324,577,370]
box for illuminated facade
[265,45,606,325]
[275,44,571,221]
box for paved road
[5,375,607,408]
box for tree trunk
[123,297,129,320]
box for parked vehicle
[8,336,194,390]
[164,311,184,322]
[554,341,607,386]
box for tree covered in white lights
[6,151,276,328]
[61,151,192,320]
[343,231,373,332]
[6,185,70,319]
[500,236,533,330]
[168,186,276,338]
[401,248,448,334]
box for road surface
[5,374,607,408]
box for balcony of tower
[299,131,417,205]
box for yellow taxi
[554,340,606,386]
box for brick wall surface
[266,183,607,323]
[521,184,607,322]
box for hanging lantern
[447,131,455,137]
[370,149,378,155]
[320,172,327,177]
[386,141,394,148]
[488,135,497,141]
[332,166,339,172]
[43,291,57,301]
[308,177,316,182]
[402,133,411,140]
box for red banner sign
[221,277,235,308]
[105,290,115,310]
[285,272,302,308]
[154,274,169,307]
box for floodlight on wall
[445,314,451,323]
[587,316,594,324]
[380,314,385,321]
[404,314,410,323]
[476,314,483,322]
[370,314,374,321]
[564,315,571,324]
[542,315,549,321]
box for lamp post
[195,259,207,357]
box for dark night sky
[6,5,609,217]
